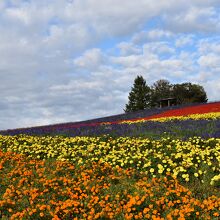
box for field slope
[0,102,220,219]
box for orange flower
[52,215,60,220]
[149,204,154,209]
[213,212,219,217]
[143,208,150,214]
[152,210,158,215]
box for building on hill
[158,97,177,108]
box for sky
[0,0,220,130]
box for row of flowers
[0,135,219,187]
[1,102,220,136]
[119,112,220,124]
[0,150,219,220]
[1,109,220,138]
[118,102,220,124]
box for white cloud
[43,24,93,53]
[164,6,220,33]
[62,0,172,37]
[144,42,175,55]
[111,55,142,68]
[73,48,106,70]
[5,6,31,25]
[175,35,194,47]
[148,29,173,40]
[132,29,173,44]
[205,80,220,102]
[198,53,220,69]
[0,0,220,130]
[116,42,141,56]
[198,39,220,54]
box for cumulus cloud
[73,48,106,70]
[61,0,172,37]
[0,0,220,130]
[132,29,173,44]
[175,36,194,47]
[198,53,220,69]
[116,42,142,56]
[164,6,220,33]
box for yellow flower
[150,168,154,173]
[194,173,199,177]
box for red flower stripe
[115,102,220,123]
[68,102,220,126]
[4,102,220,132]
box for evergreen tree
[124,75,151,112]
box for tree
[125,76,208,111]
[173,83,208,104]
[172,83,188,105]
[124,75,151,112]
[150,79,173,107]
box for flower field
[1,102,220,138]
[119,102,220,124]
[0,102,220,219]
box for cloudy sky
[0,0,220,130]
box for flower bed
[0,150,219,220]
[1,102,220,219]
[1,102,220,137]
[119,102,220,124]
[1,135,219,187]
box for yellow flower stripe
[119,112,220,124]
[0,135,219,186]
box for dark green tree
[173,82,208,104]
[172,83,188,104]
[124,75,151,112]
[150,79,173,107]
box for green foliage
[125,76,208,110]
[124,75,151,112]
[173,82,208,104]
[150,79,173,107]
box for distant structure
[158,97,177,108]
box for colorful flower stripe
[118,102,220,124]
[1,135,220,187]
[120,112,220,124]
[0,102,219,136]
[0,150,219,220]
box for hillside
[0,101,220,219]
[1,101,220,137]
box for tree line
[124,75,208,113]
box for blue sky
[0,0,220,130]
